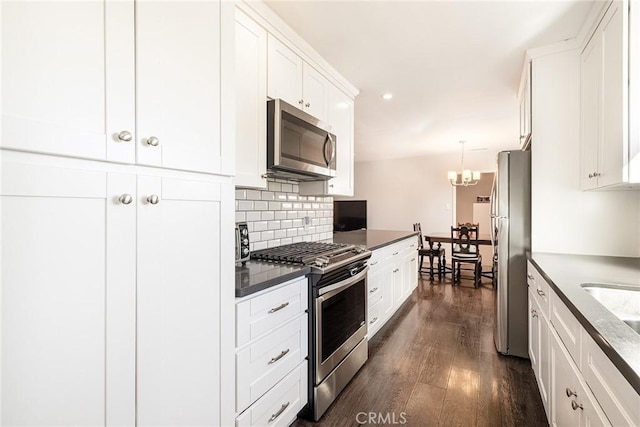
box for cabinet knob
[118,193,133,205]
[146,136,160,147]
[329,184,334,188]
[393,268,399,273]
[305,102,310,108]
[146,195,160,205]
[369,317,378,325]
[565,387,577,398]
[527,273,534,279]
[530,309,538,318]
[117,130,133,142]
[298,99,304,106]
[593,172,600,177]
[536,288,545,297]
[571,400,583,411]
[588,173,594,179]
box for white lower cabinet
[528,263,640,427]
[1,155,231,426]
[366,237,418,340]
[235,277,309,426]
[550,328,610,427]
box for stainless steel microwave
[267,99,337,181]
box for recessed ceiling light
[382,93,393,100]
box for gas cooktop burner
[250,241,370,273]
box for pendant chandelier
[448,140,481,186]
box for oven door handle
[318,266,369,299]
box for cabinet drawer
[581,331,640,427]
[367,298,384,339]
[369,247,391,274]
[236,277,308,347]
[550,290,582,366]
[527,261,550,318]
[367,278,383,307]
[236,361,307,427]
[236,315,307,412]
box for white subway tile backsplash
[268,221,281,230]
[238,200,253,211]
[237,178,333,249]
[254,221,268,232]
[268,181,282,192]
[254,201,268,211]
[247,190,261,200]
[246,211,261,222]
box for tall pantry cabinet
[0,1,235,426]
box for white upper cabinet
[1,0,134,163]
[135,1,222,173]
[580,0,638,189]
[519,61,532,150]
[2,0,227,175]
[299,85,354,196]
[235,8,268,189]
[267,35,329,122]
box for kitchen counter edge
[527,252,640,395]
[332,229,418,251]
[235,262,311,298]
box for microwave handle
[323,134,336,166]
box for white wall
[531,49,640,257]
[343,150,498,234]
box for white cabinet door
[401,253,414,298]
[267,34,303,107]
[528,290,550,418]
[528,291,541,379]
[551,329,581,427]
[0,161,136,426]
[581,28,602,190]
[599,0,628,187]
[235,8,268,189]
[392,263,403,310]
[380,265,395,321]
[136,1,222,174]
[136,175,221,426]
[302,62,329,122]
[327,87,354,196]
[1,1,135,163]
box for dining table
[422,231,496,285]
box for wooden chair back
[450,224,479,256]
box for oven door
[315,266,368,384]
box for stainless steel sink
[582,284,640,334]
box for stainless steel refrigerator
[491,150,531,358]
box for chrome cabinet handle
[588,172,601,179]
[298,99,304,106]
[329,184,334,188]
[531,309,538,318]
[268,302,289,314]
[393,251,399,255]
[117,130,132,142]
[370,261,378,266]
[588,173,594,179]
[537,289,545,297]
[369,317,378,325]
[146,136,160,146]
[369,287,378,294]
[566,387,577,398]
[146,195,159,205]
[571,400,583,411]
[267,349,290,365]
[118,194,133,205]
[393,268,399,273]
[268,402,290,423]
[411,258,416,262]
[305,102,310,108]
[527,273,534,279]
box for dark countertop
[528,252,640,394]
[235,261,310,298]
[332,229,418,251]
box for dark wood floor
[293,274,548,427]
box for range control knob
[242,238,249,245]
[242,248,249,256]
[241,228,249,236]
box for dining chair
[450,224,482,287]
[413,223,445,280]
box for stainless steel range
[251,242,371,421]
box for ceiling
[264,0,595,162]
